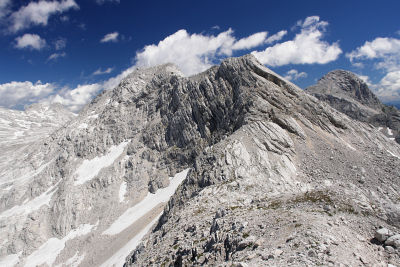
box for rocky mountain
[306,69,400,143]
[0,55,400,267]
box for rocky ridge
[124,57,400,266]
[0,55,399,267]
[306,69,400,143]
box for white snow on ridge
[24,223,96,267]
[388,128,393,136]
[100,213,162,267]
[102,168,190,236]
[74,141,129,186]
[119,181,127,202]
[0,180,60,219]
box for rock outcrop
[306,69,400,143]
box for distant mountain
[1,56,400,267]
[306,69,400,143]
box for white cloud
[232,31,268,50]
[347,37,400,72]
[54,38,66,50]
[0,81,55,108]
[347,37,400,102]
[45,84,102,112]
[369,71,400,102]
[92,67,114,76]
[284,69,307,81]
[47,52,66,61]
[252,16,342,66]
[265,30,287,44]
[100,32,119,43]
[0,0,11,19]
[134,28,277,76]
[357,74,371,85]
[15,34,46,50]
[9,0,79,33]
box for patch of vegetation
[194,207,205,215]
[294,223,302,228]
[173,244,179,250]
[229,206,240,210]
[267,200,282,210]
[291,191,333,204]
[242,232,250,238]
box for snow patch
[387,128,393,136]
[100,213,162,267]
[119,181,127,203]
[0,253,20,267]
[0,181,60,219]
[24,223,95,267]
[74,141,129,186]
[387,150,400,159]
[102,168,190,235]
[88,114,99,120]
[78,123,88,129]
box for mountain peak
[306,69,382,111]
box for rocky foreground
[0,55,399,267]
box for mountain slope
[124,57,400,266]
[0,55,399,267]
[306,69,400,143]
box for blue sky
[1,0,400,111]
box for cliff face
[1,55,400,267]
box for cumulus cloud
[347,37,400,102]
[284,69,307,81]
[252,16,342,66]
[92,67,114,76]
[346,37,400,71]
[100,32,119,43]
[15,34,46,50]
[134,28,279,76]
[0,81,55,108]
[9,0,79,33]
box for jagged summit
[1,55,400,267]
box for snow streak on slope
[103,168,190,235]
[119,181,127,202]
[24,223,97,267]
[74,141,129,185]
[0,253,20,267]
[0,180,60,219]
[100,213,162,267]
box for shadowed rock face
[306,69,400,143]
[1,55,400,267]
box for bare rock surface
[306,69,400,143]
[0,55,400,267]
